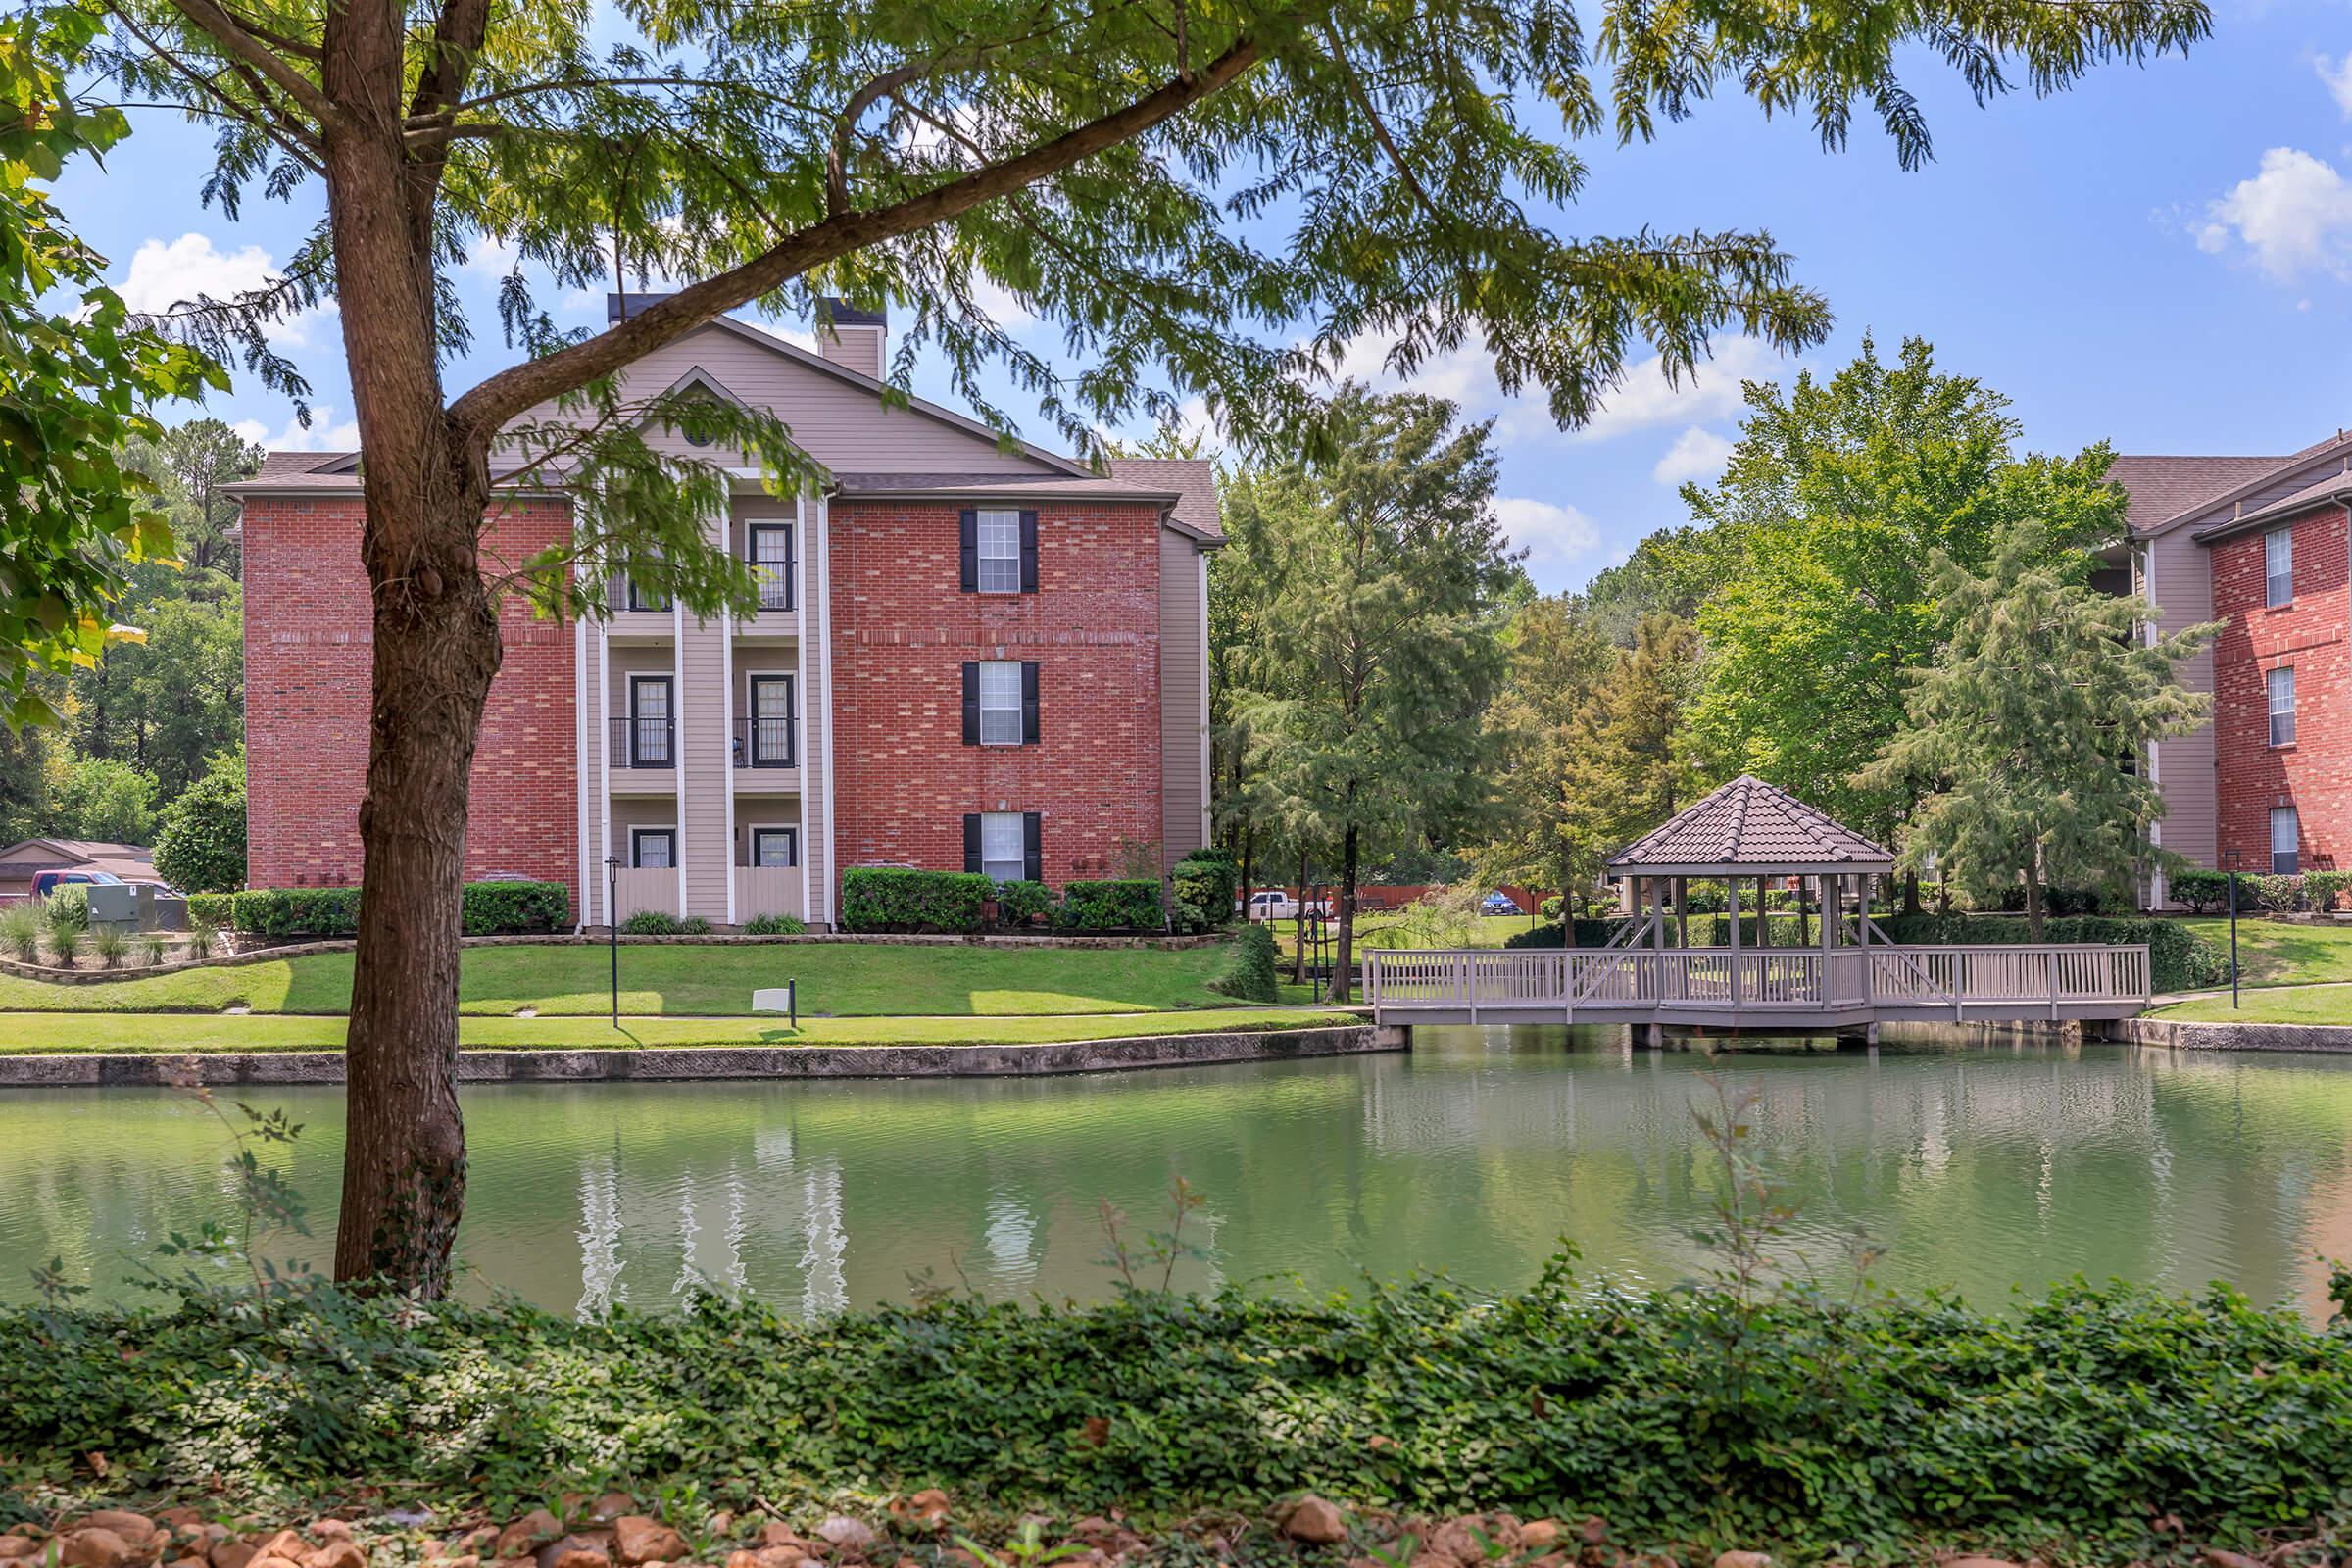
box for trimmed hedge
[1171,853,1240,930]
[1880,912,2230,993]
[1058,878,1164,932]
[2172,868,2230,914]
[217,880,571,939]
[991,879,1052,928]
[7,1270,2352,1563]
[1502,917,1631,949]
[840,867,989,933]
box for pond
[5,1028,2352,1318]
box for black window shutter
[1018,510,1039,593]
[960,662,980,745]
[958,510,979,592]
[1020,661,1040,744]
[1022,812,1043,882]
[963,814,982,874]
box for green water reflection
[6,1029,2352,1316]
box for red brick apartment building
[2112,429,2352,901]
[231,298,1220,928]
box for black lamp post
[605,854,622,1026]
[2220,847,2241,1010]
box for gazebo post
[1727,875,1743,1003]
[1673,876,1689,950]
[1820,872,1836,1000]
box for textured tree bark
[320,0,499,1294]
[1331,822,1358,1005]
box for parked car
[1480,892,1521,916]
[29,868,124,898]
[1243,890,1333,922]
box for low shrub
[230,886,361,939]
[1540,895,1563,920]
[680,915,712,935]
[840,867,989,933]
[89,924,129,969]
[139,931,170,966]
[1880,912,2230,993]
[1171,853,1240,930]
[1503,917,1631,950]
[8,1268,2352,1563]
[991,879,1052,928]
[1210,922,1280,1003]
[187,891,235,930]
[1997,883,2108,917]
[0,905,39,964]
[185,918,219,962]
[618,909,685,935]
[219,880,569,939]
[742,912,807,936]
[2171,868,2230,914]
[2307,869,2352,912]
[2236,873,2303,913]
[1058,878,1164,932]
[462,879,570,935]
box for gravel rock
[613,1521,686,1568]
[1281,1500,1348,1545]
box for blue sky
[55,0,2352,596]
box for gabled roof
[2121,427,2352,539]
[2190,458,2352,543]
[1108,457,1224,544]
[1606,775,1893,877]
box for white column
[795,492,811,924]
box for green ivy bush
[840,868,989,933]
[1880,913,2230,993]
[1210,922,1279,1003]
[1058,878,1164,932]
[1171,853,1239,929]
[742,912,808,936]
[2171,869,2229,914]
[991,879,1052,928]
[7,1268,2352,1563]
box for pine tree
[1481,596,1613,907]
[1861,520,2217,941]
[1560,613,1703,877]
[1235,384,1525,1000]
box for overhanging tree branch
[448,33,1264,448]
[158,0,339,129]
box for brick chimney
[815,297,886,380]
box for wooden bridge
[1362,943,2153,1031]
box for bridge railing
[1362,945,2152,1018]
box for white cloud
[232,405,361,452]
[1324,318,1786,446]
[2319,53,2352,120]
[119,232,332,346]
[1492,496,1602,572]
[1651,425,1737,487]
[2196,147,2352,282]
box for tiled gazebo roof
[1606,775,1894,878]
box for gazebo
[1604,774,1895,996]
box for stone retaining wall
[0,1024,1385,1087]
[2119,1016,2352,1054]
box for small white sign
[753,986,796,1014]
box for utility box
[86,883,137,930]
[137,885,188,932]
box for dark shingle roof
[1607,775,1893,874]
[2108,455,2286,535]
[2191,460,2352,542]
[1108,457,1223,543]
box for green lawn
[2149,984,2352,1025]
[0,940,1253,1018]
[0,1005,1355,1054]
[2178,916,2352,990]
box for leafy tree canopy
[152,749,247,893]
[0,8,223,729]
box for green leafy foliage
[1170,855,1240,930]
[5,1265,2350,1563]
[0,8,226,730]
[1880,913,2231,993]
[226,881,569,938]
[150,753,246,893]
[2171,868,2229,915]
[619,909,688,935]
[840,868,990,933]
[742,912,808,936]
[0,903,38,963]
[42,754,155,844]
[991,879,1052,928]
[1208,923,1280,1003]
[1057,879,1165,933]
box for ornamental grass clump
[90,923,129,969]
[0,904,38,964]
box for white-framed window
[2272,806,2300,876]
[980,811,1026,884]
[750,826,798,867]
[2266,526,2293,608]
[632,827,675,869]
[976,509,1021,593]
[2268,665,2296,747]
[978,661,1023,745]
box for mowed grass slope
[0,941,1245,1017]
[2178,917,2352,990]
[0,1005,1351,1054]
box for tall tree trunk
[320,19,497,1295]
[1902,869,1921,917]
[2025,844,2045,945]
[1332,823,1358,1004]
[1238,818,1254,925]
